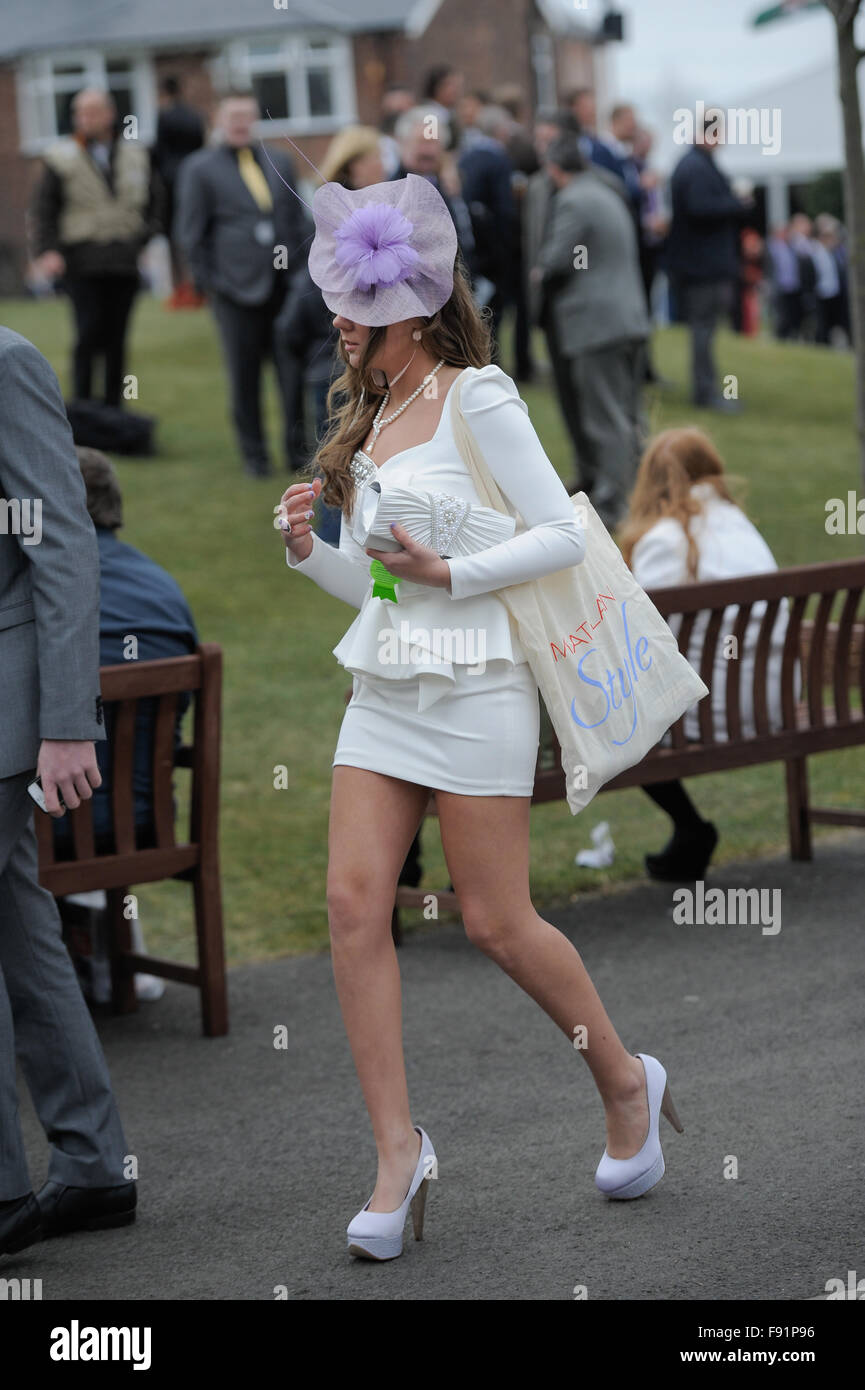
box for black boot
[645,821,719,882]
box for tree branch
[840,0,860,28]
[822,0,862,28]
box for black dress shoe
[35,1180,137,1237]
[0,1193,43,1257]
[645,821,719,882]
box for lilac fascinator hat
[307,174,458,328]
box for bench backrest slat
[669,610,698,748]
[781,594,808,730]
[725,601,753,741]
[111,700,138,854]
[807,592,834,729]
[71,794,95,860]
[753,597,781,738]
[834,587,862,724]
[152,692,178,849]
[698,608,725,744]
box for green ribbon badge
[369,559,400,603]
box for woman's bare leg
[435,791,650,1159]
[327,766,432,1210]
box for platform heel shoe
[346,1125,436,1261]
[595,1053,684,1200]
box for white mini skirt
[333,658,540,796]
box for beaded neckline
[350,370,464,487]
[350,450,378,487]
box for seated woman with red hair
[619,427,790,881]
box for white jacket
[285,364,586,711]
[630,484,790,742]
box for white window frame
[220,31,357,136]
[530,32,558,112]
[16,49,157,154]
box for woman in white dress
[620,426,790,881]
[277,173,684,1260]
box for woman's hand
[366,523,452,592]
[276,478,321,562]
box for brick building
[0,0,603,292]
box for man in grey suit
[529,134,649,529]
[176,91,312,477]
[524,113,586,494]
[0,327,134,1258]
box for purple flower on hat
[334,202,419,291]
[308,174,457,326]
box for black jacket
[278,264,337,385]
[153,101,204,186]
[389,163,478,279]
[666,146,745,282]
[458,141,517,293]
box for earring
[412,329,422,342]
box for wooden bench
[36,644,228,1037]
[391,556,865,942]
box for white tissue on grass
[575,821,615,869]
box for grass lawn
[2,292,863,963]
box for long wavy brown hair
[619,427,744,580]
[305,253,491,516]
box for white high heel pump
[347,1126,436,1260]
[594,1053,683,1200]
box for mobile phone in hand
[27,776,66,815]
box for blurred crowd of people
[24,69,853,534]
[767,212,850,346]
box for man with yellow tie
[176,91,312,476]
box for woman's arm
[285,525,370,610]
[444,366,586,601]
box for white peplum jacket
[285,363,586,711]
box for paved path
[11,838,864,1301]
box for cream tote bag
[449,370,709,813]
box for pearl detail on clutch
[430,492,471,556]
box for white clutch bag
[351,480,516,557]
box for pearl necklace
[367,359,447,455]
